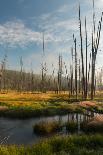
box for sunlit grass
[0,134,103,155]
[0,92,103,118]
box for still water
[0,114,87,145]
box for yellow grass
[0,91,69,101]
[0,92,70,110]
[0,91,102,119]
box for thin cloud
[0,20,57,48]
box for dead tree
[85,17,88,99]
[70,47,74,96]
[41,32,47,93]
[79,4,85,99]
[73,35,78,99]
[58,54,62,93]
[20,56,23,92]
[91,0,103,99]
[79,59,81,94]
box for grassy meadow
[0,91,103,118]
[0,92,83,118]
[0,92,103,155]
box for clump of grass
[81,121,103,133]
[66,121,78,133]
[33,121,61,135]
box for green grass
[0,100,102,118]
[66,121,78,133]
[0,102,85,119]
[0,134,103,155]
[0,105,82,119]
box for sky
[0,0,103,74]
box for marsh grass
[0,92,103,118]
[0,134,103,155]
[0,93,85,118]
[33,121,61,135]
[66,121,78,133]
[81,121,103,133]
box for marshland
[0,0,103,154]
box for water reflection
[0,113,93,145]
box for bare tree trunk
[79,5,85,99]
[73,37,77,99]
[85,17,88,99]
[79,59,81,94]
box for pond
[0,113,93,145]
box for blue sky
[0,0,103,74]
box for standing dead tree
[79,5,85,99]
[58,54,62,93]
[85,17,88,99]
[19,56,23,92]
[1,54,8,92]
[78,59,81,94]
[91,0,103,99]
[41,32,47,93]
[73,34,78,99]
[70,47,74,96]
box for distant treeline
[0,69,102,93]
[0,69,69,92]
